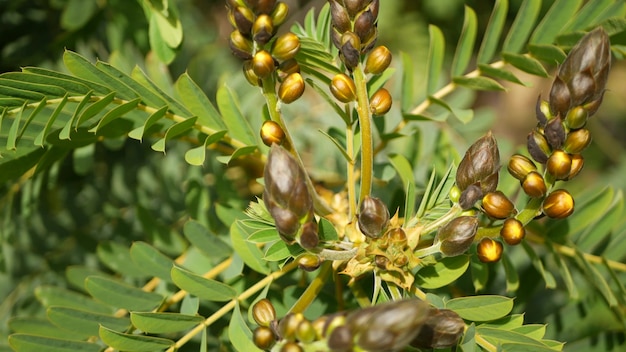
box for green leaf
[84,276,164,311]
[498,343,558,352]
[521,241,557,288]
[129,242,174,281]
[65,266,111,292]
[8,317,86,340]
[128,105,168,141]
[530,0,584,45]
[35,95,68,146]
[130,312,204,334]
[99,325,173,351]
[263,240,303,262]
[401,51,415,112]
[151,116,197,152]
[528,44,567,64]
[453,76,505,91]
[512,324,547,340]
[151,6,183,48]
[477,0,509,64]
[8,334,101,352]
[185,130,228,165]
[76,91,116,128]
[563,0,615,32]
[97,241,149,278]
[90,97,140,133]
[503,0,542,54]
[24,66,110,95]
[63,51,115,91]
[60,0,97,31]
[216,85,256,146]
[318,218,339,241]
[470,257,489,292]
[183,220,233,260]
[149,11,178,64]
[59,91,93,140]
[429,96,474,123]
[231,221,270,274]
[46,307,130,338]
[34,286,111,314]
[388,153,416,221]
[414,255,470,289]
[215,145,258,165]
[551,187,614,242]
[5,103,25,150]
[426,25,445,95]
[228,302,262,352]
[502,252,520,292]
[502,53,549,77]
[175,73,226,131]
[170,265,237,302]
[446,295,514,321]
[551,249,579,300]
[318,129,352,162]
[0,77,66,98]
[574,250,618,307]
[451,6,478,76]
[478,314,525,330]
[476,327,554,349]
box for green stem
[288,261,333,314]
[353,65,373,204]
[346,117,357,219]
[418,204,463,235]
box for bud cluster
[227,0,305,103]
[251,298,465,351]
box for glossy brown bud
[278,313,305,341]
[364,45,391,74]
[243,59,261,86]
[297,253,321,271]
[343,0,366,18]
[278,72,305,104]
[354,9,376,44]
[229,30,254,60]
[280,341,303,352]
[565,154,584,180]
[340,31,361,69]
[544,117,566,149]
[547,150,572,180]
[271,32,300,61]
[256,0,276,15]
[477,237,503,263]
[410,309,465,349]
[500,218,525,245]
[527,130,551,164]
[549,75,571,118]
[522,171,547,198]
[270,2,289,27]
[508,154,537,181]
[233,6,255,35]
[535,96,549,126]
[253,14,274,45]
[358,196,389,238]
[252,298,277,327]
[369,88,392,116]
[295,319,316,344]
[260,120,285,146]
[268,206,299,242]
[330,73,357,103]
[299,221,319,250]
[387,228,407,248]
[436,216,479,257]
[563,128,591,154]
[252,50,276,78]
[327,325,354,351]
[253,326,276,350]
[565,106,588,129]
[459,184,483,210]
[329,0,351,33]
[482,191,515,219]
[456,132,500,192]
[543,189,575,219]
[277,59,300,81]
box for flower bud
[253,14,274,45]
[299,221,319,250]
[507,154,537,181]
[256,0,277,15]
[500,218,525,245]
[277,59,300,81]
[482,191,515,219]
[527,130,551,164]
[295,319,316,344]
[229,30,254,60]
[563,128,591,154]
[364,46,391,74]
[522,171,547,198]
[330,73,357,103]
[260,120,285,146]
[565,154,584,180]
[354,9,376,45]
[340,31,361,69]
[327,325,353,351]
[535,96,549,126]
[253,326,276,350]
[270,2,289,27]
[268,206,299,243]
[410,309,465,349]
[459,184,483,210]
[358,196,389,238]
[449,185,461,203]
[387,228,407,249]
[297,253,321,271]
[374,255,389,269]
[243,59,261,86]
[565,106,588,129]
[369,88,392,116]
[542,189,575,219]
[329,0,351,33]
[278,313,305,341]
[252,50,276,78]
[547,150,572,180]
[271,32,300,61]
[477,237,503,263]
[252,298,277,327]
[436,216,479,257]
[456,132,500,194]
[278,73,305,103]
[280,341,303,352]
[544,117,566,149]
[343,0,366,18]
[233,6,255,35]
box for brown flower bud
[369,88,392,116]
[410,309,465,349]
[535,96,549,126]
[233,6,255,35]
[507,154,537,181]
[563,128,591,154]
[544,117,566,149]
[330,73,357,103]
[253,326,276,350]
[252,298,277,327]
[340,31,361,69]
[459,184,483,210]
[565,106,588,129]
[456,132,500,194]
[252,50,276,78]
[268,206,299,242]
[229,30,254,60]
[299,221,319,250]
[256,0,276,15]
[477,237,503,263]
[354,9,376,45]
[527,130,551,164]
[329,0,351,33]
[278,72,305,104]
[521,171,547,198]
[388,228,407,248]
[436,216,479,257]
[280,341,303,352]
[271,32,300,61]
[343,0,366,18]
[565,154,584,180]
[327,325,353,351]
[253,14,274,45]
[260,120,285,146]
[547,150,572,180]
[277,59,300,81]
[243,59,261,86]
[278,313,306,341]
[500,218,525,245]
[364,45,392,74]
[482,191,515,219]
[297,253,322,271]
[543,189,575,219]
[270,2,289,27]
[358,196,390,238]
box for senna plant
[1,0,626,351]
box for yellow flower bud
[477,237,503,263]
[252,50,275,78]
[521,171,547,198]
[369,88,392,116]
[565,154,584,180]
[507,154,537,181]
[272,32,300,61]
[270,2,289,27]
[330,73,357,103]
[252,298,277,327]
[260,120,285,146]
[543,189,575,219]
[253,14,274,45]
[547,150,572,180]
[253,326,276,350]
[500,218,525,245]
[563,128,591,154]
[229,30,253,60]
[482,191,515,219]
[278,72,305,103]
[364,45,392,74]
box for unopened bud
[358,196,390,238]
[507,154,537,181]
[542,189,575,219]
[252,298,277,327]
[253,14,274,45]
[436,216,479,257]
[410,309,465,349]
[270,2,289,27]
[522,171,547,198]
[565,106,588,129]
[297,253,322,271]
[477,237,503,263]
[253,326,276,350]
[278,73,305,104]
[544,117,566,149]
[256,0,276,15]
[252,50,276,78]
[563,128,591,154]
[278,313,305,341]
[482,191,515,219]
[565,154,584,180]
[260,120,285,146]
[327,325,353,351]
[500,218,525,245]
[277,59,300,81]
[271,32,300,61]
[456,132,500,194]
[299,221,319,250]
[340,31,361,69]
[354,9,376,45]
[527,130,551,164]
[370,88,392,116]
[364,46,391,74]
[243,59,261,86]
[233,6,255,35]
[547,150,572,180]
[280,341,303,352]
[330,73,357,103]
[229,30,254,60]
[295,319,316,344]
